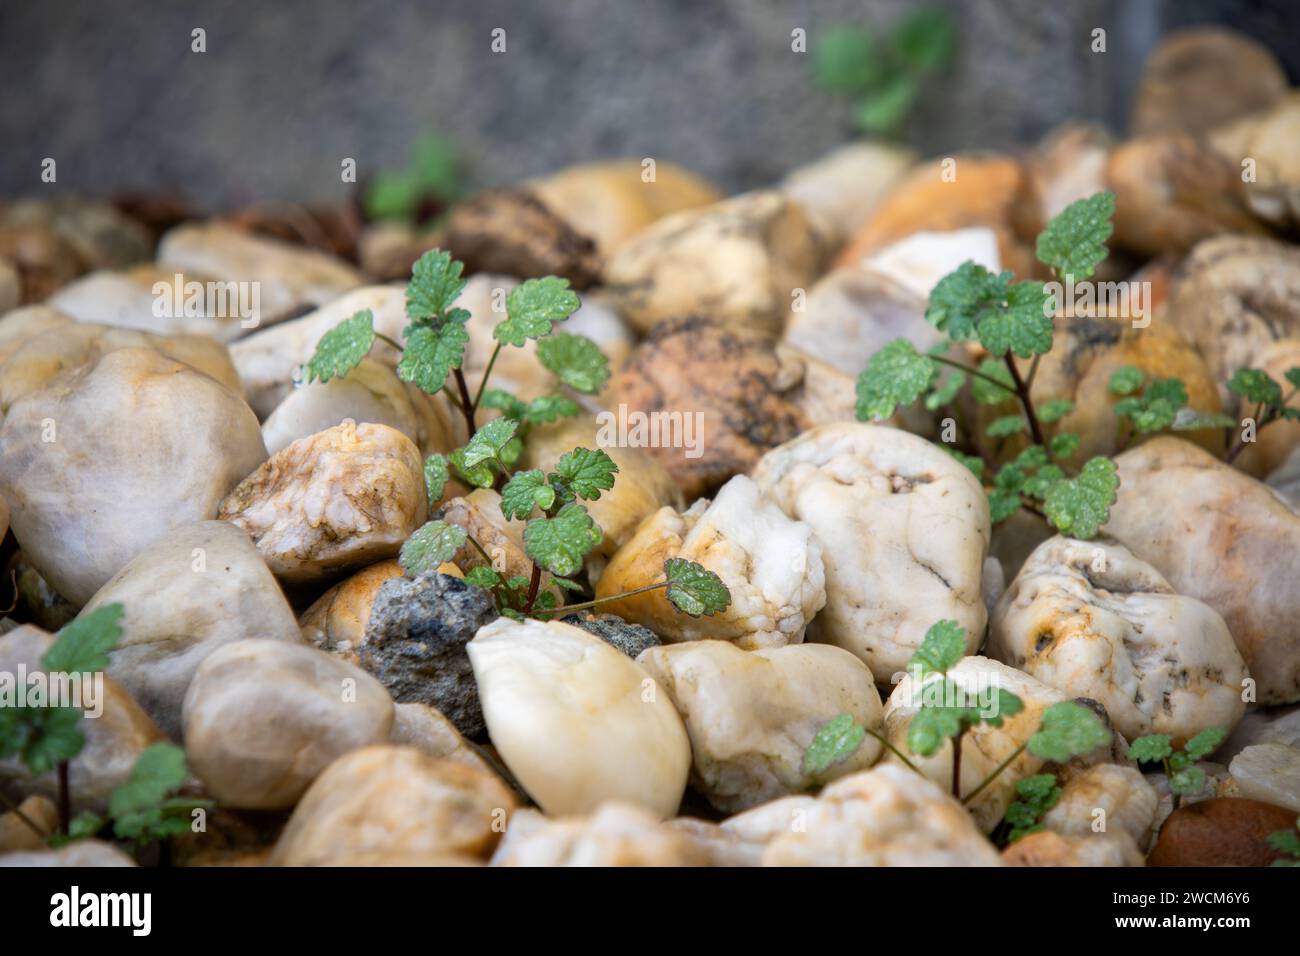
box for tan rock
[990,536,1247,744]
[0,625,163,815]
[388,702,497,778]
[1211,92,1300,228]
[1167,236,1300,408]
[1104,437,1300,704]
[1231,338,1300,477]
[0,795,57,852]
[218,421,426,583]
[269,745,515,865]
[0,321,243,413]
[440,188,602,289]
[467,617,691,818]
[0,305,72,367]
[1105,134,1267,257]
[752,423,990,681]
[1229,743,1300,813]
[0,347,267,605]
[439,489,557,602]
[761,764,1003,866]
[182,638,394,809]
[1017,123,1113,238]
[530,159,722,255]
[78,520,301,739]
[1002,829,1143,867]
[491,803,711,867]
[261,357,455,458]
[779,141,916,246]
[0,840,137,867]
[1009,313,1225,469]
[637,641,882,812]
[1042,763,1159,848]
[610,316,814,498]
[1132,27,1288,137]
[597,476,825,649]
[157,221,364,331]
[299,559,404,664]
[602,191,827,336]
[228,284,408,418]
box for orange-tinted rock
[1146,797,1297,867]
[835,154,1038,278]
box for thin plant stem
[56,762,70,835]
[928,354,1016,393]
[521,563,542,614]
[1004,355,1047,448]
[472,342,503,413]
[952,735,963,801]
[863,728,921,774]
[374,332,404,352]
[962,741,1027,806]
[549,581,669,616]
[452,367,477,439]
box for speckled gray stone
[361,571,498,737]
[562,612,661,659]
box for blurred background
[2,0,1296,206]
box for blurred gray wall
[1,0,1294,206]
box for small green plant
[1266,820,1300,867]
[1222,366,1300,463]
[903,620,1024,800]
[364,131,460,224]
[304,249,732,623]
[854,191,1231,539]
[1108,366,1234,450]
[1127,727,1228,811]
[856,193,1125,538]
[63,742,210,849]
[801,620,1110,805]
[0,604,125,834]
[813,8,957,136]
[998,773,1061,845]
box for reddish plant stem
[56,762,70,834]
[952,736,963,801]
[452,367,477,439]
[521,563,542,614]
[1004,355,1046,448]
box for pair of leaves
[500,447,619,521]
[1110,366,1234,436]
[1003,773,1062,843]
[926,263,1052,360]
[1042,456,1119,540]
[481,389,581,427]
[1127,726,1228,797]
[907,684,1025,758]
